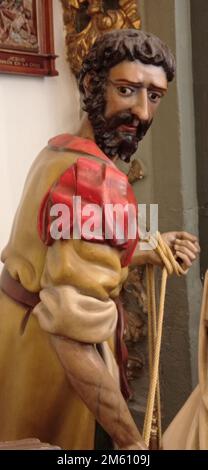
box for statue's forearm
[51,335,147,450]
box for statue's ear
[82,72,95,96]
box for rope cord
[142,232,188,448]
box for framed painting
[0,0,58,76]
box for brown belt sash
[0,267,40,309]
[0,267,40,333]
[114,297,132,400]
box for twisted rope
[142,232,188,448]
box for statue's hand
[145,231,200,270]
[161,231,200,269]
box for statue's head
[79,29,175,162]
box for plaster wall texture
[190,0,208,279]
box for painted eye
[117,86,134,97]
[148,91,162,103]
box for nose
[131,88,149,122]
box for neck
[77,116,95,141]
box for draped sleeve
[33,239,128,342]
[34,155,136,343]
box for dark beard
[82,80,152,162]
[91,110,152,162]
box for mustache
[107,112,139,129]
[106,111,152,140]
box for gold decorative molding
[61,0,141,75]
[128,158,145,184]
[121,266,147,384]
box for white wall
[0,0,80,258]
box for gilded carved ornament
[60,0,141,76]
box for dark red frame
[0,0,58,77]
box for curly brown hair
[79,28,175,94]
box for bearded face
[83,60,167,161]
[84,84,152,162]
